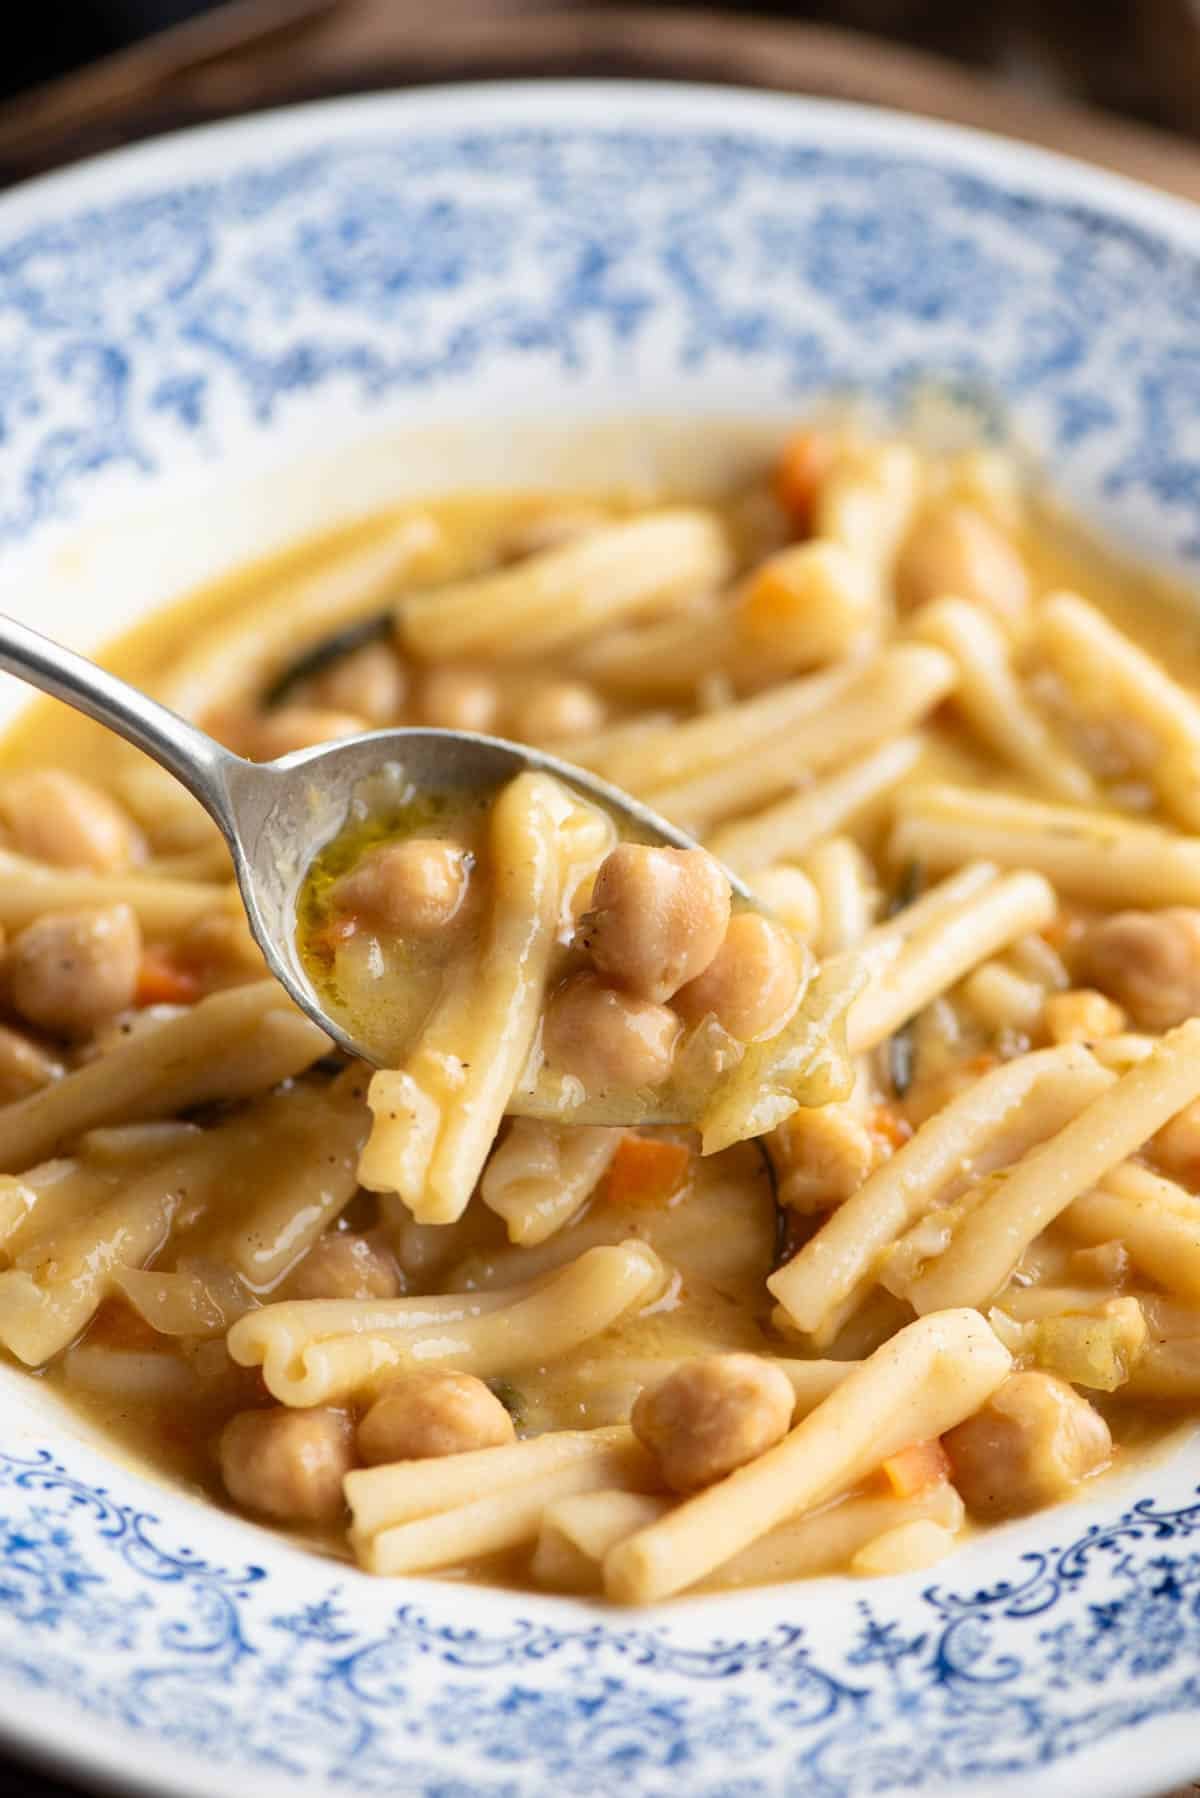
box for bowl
[1,80,1200,1798]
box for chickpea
[511,681,606,745]
[774,1101,879,1209]
[1076,908,1200,1033]
[335,839,470,939]
[307,641,407,724]
[176,911,267,988]
[357,1370,515,1465]
[287,1232,402,1301]
[219,1406,354,1523]
[543,972,679,1092]
[10,904,141,1038]
[943,1371,1111,1519]
[0,770,143,872]
[632,1354,794,1493]
[895,503,1031,630]
[579,844,731,1004]
[418,667,499,733]
[675,912,804,1041]
[1043,987,1127,1045]
[250,707,366,759]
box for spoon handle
[0,612,241,832]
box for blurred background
[14,0,1200,126]
[4,0,1200,193]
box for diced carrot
[598,1134,691,1208]
[773,430,834,533]
[879,1437,951,1499]
[869,1104,913,1154]
[135,946,204,1008]
[737,553,808,641]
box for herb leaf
[262,609,394,709]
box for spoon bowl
[0,614,755,1115]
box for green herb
[886,857,924,919]
[262,609,394,709]
[758,1140,795,1274]
[888,1021,917,1099]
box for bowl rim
[2,75,1199,245]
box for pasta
[604,1309,1010,1602]
[4,417,1200,1602]
[229,1242,667,1404]
[891,785,1200,907]
[399,511,732,660]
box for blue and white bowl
[1,82,1200,1798]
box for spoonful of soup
[0,614,858,1217]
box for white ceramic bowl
[1,81,1199,1798]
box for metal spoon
[0,615,755,1095]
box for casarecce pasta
[3,418,1200,1600]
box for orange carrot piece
[869,1104,914,1154]
[599,1134,691,1208]
[135,947,204,1008]
[773,430,833,533]
[880,1437,952,1499]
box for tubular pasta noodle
[803,838,877,954]
[569,609,745,700]
[213,1071,369,1287]
[907,1020,1200,1313]
[0,1125,201,1264]
[914,597,1097,803]
[480,1119,624,1246]
[0,848,226,935]
[850,1517,958,1577]
[816,441,922,574]
[604,1308,1011,1603]
[768,1044,1113,1341]
[845,871,1056,1055]
[157,517,434,718]
[357,1436,660,1576]
[228,1241,667,1405]
[1091,1034,1157,1070]
[645,645,955,829]
[533,1490,673,1591]
[891,784,1200,907]
[111,1266,249,1337]
[1037,589,1200,828]
[707,735,923,875]
[345,1423,640,1538]
[860,862,998,956]
[1063,1163,1200,1302]
[592,661,859,793]
[960,961,1046,1035]
[0,983,328,1174]
[563,712,678,771]
[707,1481,964,1591]
[400,510,733,661]
[0,1108,278,1364]
[359,774,597,1222]
[534,1475,964,1595]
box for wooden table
[0,4,1199,1793]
